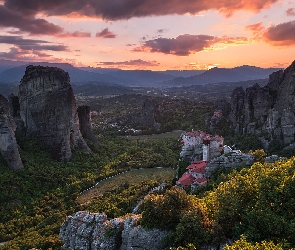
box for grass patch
[77,167,176,205]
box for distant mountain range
[162,65,282,86]
[0,60,282,89]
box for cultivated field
[77,167,176,204]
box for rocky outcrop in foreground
[60,212,169,250]
[229,60,295,147]
[19,65,91,162]
[0,94,23,170]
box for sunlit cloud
[246,20,295,46]
[184,62,219,70]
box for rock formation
[229,60,295,147]
[0,94,24,170]
[60,211,124,250]
[140,98,161,130]
[19,65,91,162]
[109,97,161,131]
[120,216,169,250]
[205,153,254,177]
[77,105,100,145]
[59,212,169,250]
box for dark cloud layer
[0,4,91,36]
[264,21,295,45]
[0,5,63,35]
[0,0,280,38]
[96,28,116,38]
[133,34,247,56]
[3,0,279,20]
[0,35,69,51]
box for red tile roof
[194,177,208,185]
[186,161,208,174]
[177,173,195,186]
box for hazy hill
[163,65,282,86]
[72,81,134,96]
[161,69,205,77]
[103,70,175,86]
[0,62,122,83]
[164,78,269,100]
[0,59,29,74]
[0,60,281,89]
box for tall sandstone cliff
[19,65,91,162]
[230,60,295,146]
[0,94,24,170]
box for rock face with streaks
[0,94,23,170]
[19,65,91,162]
[229,60,295,147]
[108,97,161,131]
[77,105,100,145]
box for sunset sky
[0,0,295,70]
